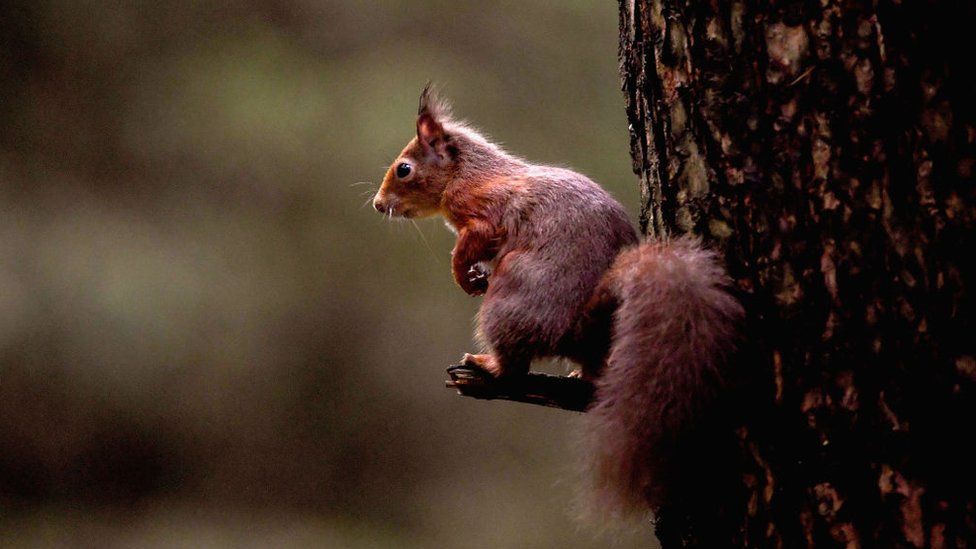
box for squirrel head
[373,84,460,219]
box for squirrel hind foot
[445,354,501,388]
[446,354,512,399]
[446,362,492,385]
[459,353,502,377]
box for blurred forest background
[0,1,645,546]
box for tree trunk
[618,0,976,546]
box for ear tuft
[418,82,452,122]
[418,81,433,116]
[416,83,455,160]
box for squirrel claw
[446,353,500,386]
[446,361,493,391]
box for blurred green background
[0,1,646,546]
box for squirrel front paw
[457,263,489,296]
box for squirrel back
[581,237,743,518]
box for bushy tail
[581,237,743,520]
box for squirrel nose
[373,198,387,214]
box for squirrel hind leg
[565,274,618,382]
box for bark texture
[619,0,976,546]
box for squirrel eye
[396,162,412,179]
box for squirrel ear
[417,111,445,146]
[416,83,456,160]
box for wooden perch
[445,364,595,412]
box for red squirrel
[372,86,743,518]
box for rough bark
[619,0,976,546]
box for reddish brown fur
[581,238,744,519]
[375,88,638,375]
[374,88,742,517]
